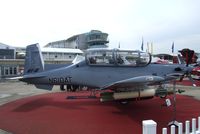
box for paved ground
[0,80,61,106]
[0,80,200,134]
[0,80,62,134]
[176,85,200,100]
[1,80,200,106]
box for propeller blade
[179,48,194,67]
[177,54,185,64]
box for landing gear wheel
[160,94,167,99]
[60,85,65,91]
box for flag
[151,42,153,54]
[141,37,144,51]
[118,42,120,48]
[172,42,174,53]
[147,42,149,53]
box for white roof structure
[41,47,83,54]
[0,42,14,49]
[154,53,178,56]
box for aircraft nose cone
[183,66,194,75]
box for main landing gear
[168,80,179,127]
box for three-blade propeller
[176,49,197,86]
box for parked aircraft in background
[191,66,200,80]
[17,44,198,103]
[151,57,170,64]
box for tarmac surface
[0,80,200,134]
[0,80,51,106]
[0,80,60,134]
[1,80,200,106]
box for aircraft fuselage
[21,61,190,89]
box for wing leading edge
[100,75,166,90]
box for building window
[10,67,13,75]
[14,67,17,75]
[96,35,100,39]
[4,67,9,75]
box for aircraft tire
[60,85,65,91]
[160,94,167,99]
[118,100,130,105]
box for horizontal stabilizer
[6,76,24,80]
[17,75,46,82]
[22,75,46,79]
[35,84,53,90]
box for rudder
[24,43,44,75]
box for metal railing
[143,117,200,134]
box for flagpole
[172,42,174,54]
[147,42,149,53]
[172,42,175,63]
[118,42,120,49]
[151,42,153,54]
[141,37,144,51]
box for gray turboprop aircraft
[19,44,196,102]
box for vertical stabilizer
[24,43,44,75]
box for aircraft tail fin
[24,43,44,75]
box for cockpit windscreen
[86,49,151,67]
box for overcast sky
[0,0,200,53]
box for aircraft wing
[100,75,166,90]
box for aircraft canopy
[85,49,151,67]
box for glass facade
[0,49,15,59]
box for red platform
[0,92,200,134]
